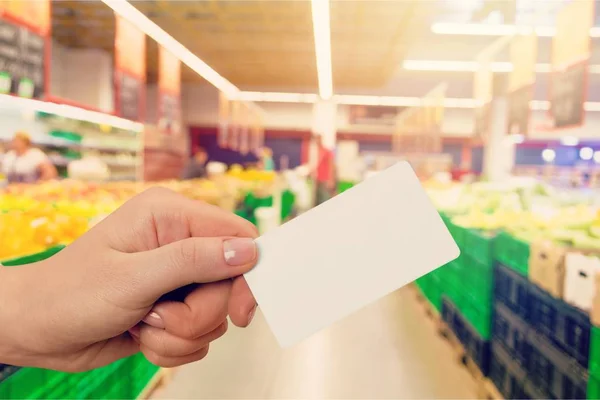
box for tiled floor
[154,286,478,399]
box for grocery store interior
[1,0,600,399]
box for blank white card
[244,162,460,347]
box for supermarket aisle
[154,287,478,399]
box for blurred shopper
[259,147,275,171]
[181,147,208,180]
[315,136,334,205]
[1,131,57,183]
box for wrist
[0,264,43,367]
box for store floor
[154,286,478,399]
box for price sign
[507,33,537,135]
[218,91,230,148]
[0,18,46,98]
[550,0,594,129]
[114,16,146,121]
[158,46,181,135]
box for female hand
[0,187,259,371]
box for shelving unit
[0,107,143,181]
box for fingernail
[143,311,165,329]
[223,238,256,266]
[129,325,140,338]
[247,304,257,325]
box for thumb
[132,237,257,302]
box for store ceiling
[51,0,438,92]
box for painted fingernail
[143,311,165,329]
[223,238,256,266]
[248,304,257,325]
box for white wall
[50,41,114,113]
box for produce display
[420,177,600,400]
[0,168,280,260]
[426,179,600,250]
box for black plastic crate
[493,302,531,366]
[528,283,591,369]
[494,264,531,320]
[442,296,491,376]
[490,341,549,400]
[527,328,588,399]
[0,364,19,383]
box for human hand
[0,187,259,372]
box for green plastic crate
[1,245,65,266]
[281,190,295,221]
[494,231,530,276]
[589,374,600,399]
[461,255,493,308]
[337,181,355,194]
[427,281,443,312]
[0,354,155,400]
[464,229,497,267]
[447,221,467,250]
[590,327,600,378]
[454,294,492,340]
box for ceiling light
[332,95,478,108]
[580,147,594,160]
[402,61,590,74]
[542,149,556,163]
[561,136,579,146]
[236,92,319,103]
[431,23,600,38]
[102,0,239,98]
[594,151,600,163]
[0,94,143,132]
[431,22,520,36]
[311,0,333,100]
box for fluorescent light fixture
[0,94,143,132]
[102,0,239,98]
[311,0,333,100]
[561,136,579,146]
[402,61,593,74]
[236,91,600,113]
[542,148,556,163]
[431,22,600,38]
[236,92,319,103]
[333,95,478,108]
[580,147,594,160]
[594,151,600,163]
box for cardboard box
[564,252,600,311]
[529,240,566,298]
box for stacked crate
[492,263,590,399]
[0,248,162,399]
[419,213,599,398]
[417,213,495,374]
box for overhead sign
[507,33,537,135]
[238,103,250,155]
[549,0,594,129]
[114,15,146,121]
[157,46,181,136]
[393,83,446,154]
[0,0,50,99]
[217,91,230,148]
[228,100,240,151]
[0,0,50,35]
[473,61,494,141]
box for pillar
[482,97,516,182]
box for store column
[310,99,337,204]
[482,97,516,182]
